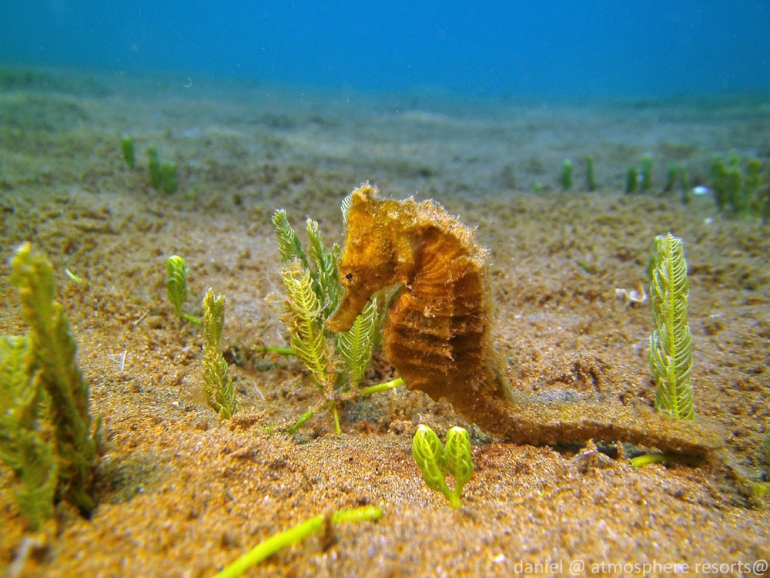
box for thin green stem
[180,313,201,326]
[213,506,382,578]
[255,345,295,356]
[332,506,382,524]
[332,405,341,434]
[630,453,702,469]
[287,408,317,435]
[630,453,667,468]
[359,377,404,397]
[287,400,334,435]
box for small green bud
[412,425,449,496]
[444,426,474,491]
[412,424,473,508]
[166,255,188,318]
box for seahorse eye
[345,272,354,282]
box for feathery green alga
[649,233,695,421]
[202,289,239,419]
[9,243,100,516]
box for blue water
[1,1,769,98]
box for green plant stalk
[625,165,638,194]
[358,377,404,396]
[306,218,342,318]
[180,313,201,325]
[0,336,34,473]
[630,453,668,468]
[161,161,178,195]
[10,243,100,515]
[15,434,57,530]
[281,263,329,387]
[332,405,341,434]
[560,159,573,191]
[0,335,57,530]
[649,234,695,421]
[213,506,383,578]
[202,289,240,419]
[255,345,295,356]
[287,406,322,435]
[630,452,703,469]
[272,209,311,270]
[64,268,86,284]
[121,136,135,169]
[147,145,162,189]
[337,296,380,386]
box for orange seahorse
[327,184,724,455]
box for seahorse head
[326,183,416,333]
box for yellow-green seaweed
[649,233,695,421]
[7,243,100,517]
[271,206,399,435]
[412,424,474,508]
[202,289,240,419]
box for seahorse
[327,184,725,456]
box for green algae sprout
[412,424,474,508]
[202,289,240,419]
[166,255,201,325]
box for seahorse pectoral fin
[326,292,371,333]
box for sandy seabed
[1,68,769,577]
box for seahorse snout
[326,292,370,333]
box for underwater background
[1,2,770,577]
[2,1,770,98]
